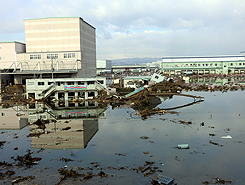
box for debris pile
[15,150,42,167]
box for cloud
[1,0,245,59]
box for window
[47,54,58,59]
[67,82,74,85]
[0,57,1,60]
[57,82,64,86]
[98,80,104,84]
[230,63,233,66]
[215,63,217,66]
[198,64,200,66]
[38,82,45,86]
[87,81,94,85]
[48,82,54,85]
[239,63,241,66]
[78,81,84,85]
[202,64,204,66]
[64,53,75,58]
[206,64,208,66]
[30,54,41,59]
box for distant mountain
[112,57,161,66]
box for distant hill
[112,57,161,66]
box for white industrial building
[96,60,112,74]
[0,17,97,88]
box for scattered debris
[209,140,223,147]
[5,170,15,176]
[202,177,233,184]
[97,170,108,178]
[0,141,6,147]
[15,149,42,167]
[179,120,192,125]
[140,136,149,140]
[12,176,35,184]
[221,135,232,139]
[115,153,126,156]
[62,127,71,131]
[177,144,190,149]
[152,174,177,185]
[209,134,216,137]
[60,158,74,163]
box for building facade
[96,60,112,74]
[0,41,26,69]
[18,17,96,78]
[1,17,97,87]
[161,55,245,75]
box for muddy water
[0,91,245,185]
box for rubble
[14,149,42,167]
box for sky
[1,0,245,60]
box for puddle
[0,91,245,184]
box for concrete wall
[0,42,26,69]
[16,17,96,78]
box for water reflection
[0,106,28,130]
[27,102,107,149]
[190,76,245,85]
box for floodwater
[0,91,245,185]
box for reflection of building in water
[27,103,107,123]
[0,106,28,129]
[31,119,98,149]
[28,103,107,149]
[188,77,245,86]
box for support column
[55,92,59,108]
[65,92,69,107]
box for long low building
[161,55,245,75]
[26,77,107,108]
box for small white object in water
[221,135,232,139]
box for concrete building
[25,77,107,106]
[96,59,112,74]
[1,17,97,87]
[161,55,245,75]
[0,41,26,69]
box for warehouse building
[0,17,96,87]
[161,55,245,75]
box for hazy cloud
[1,0,245,59]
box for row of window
[36,80,104,86]
[29,53,76,60]
[64,53,75,58]
[230,63,245,66]
[47,54,58,59]
[166,62,245,67]
[30,54,41,59]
